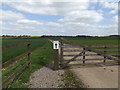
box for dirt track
[63,45,119,88]
[71,66,118,88]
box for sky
[0,0,119,36]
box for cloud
[17,19,43,25]
[91,0,119,3]
[112,15,118,23]
[109,10,117,14]
[1,9,63,36]
[103,2,118,10]
[3,1,89,15]
[0,9,25,21]
[102,2,118,15]
[45,22,63,27]
[1,9,42,35]
[59,22,118,36]
[2,21,118,36]
[1,1,118,36]
[59,10,103,24]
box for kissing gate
[53,38,119,70]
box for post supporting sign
[53,41,59,70]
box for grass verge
[3,40,53,88]
[60,68,86,88]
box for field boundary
[3,51,29,69]
[2,42,31,88]
[2,42,31,69]
[59,38,119,68]
[1,42,30,50]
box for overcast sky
[0,0,119,36]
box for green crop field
[2,36,119,63]
[64,36,119,56]
[64,36,119,45]
[2,36,119,88]
[2,38,47,63]
[2,37,54,88]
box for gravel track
[29,66,64,88]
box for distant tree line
[41,35,91,38]
[1,35,31,38]
[41,35,75,38]
[1,35,120,38]
[41,35,120,37]
[109,35,120,37]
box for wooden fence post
[60,40,63,68]
[53,41,59,70]
[27,43,31,71]
[104,46,107,62]
[83,48,85,63]
[53,49,59,70]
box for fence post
[60,39,64,68]
[53,41,59,70]
[104,46,107,62]
[83,48,85,63]
[27,43,31,71]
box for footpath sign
[53,41,59,49]
[53,41,59,70]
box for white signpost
[53,41,59,70]
[53,41,59,49]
